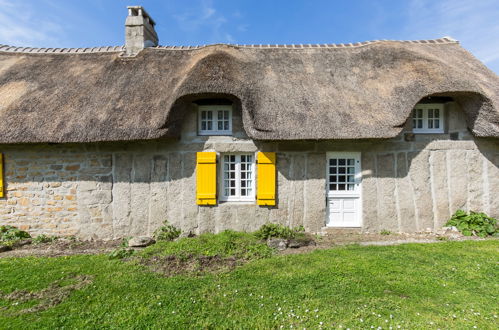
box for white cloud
[406,0,499,72]
[0,0,65,47]
[173,0,235,43]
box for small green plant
[108,248,135,260]
[121,237,131,247]
[153,221,181,242]
[380,229,391,236]
[254,223,305,240]
[33,234,58,244]
[445,210,498,238]
[0,225,31,242]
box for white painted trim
[198,105,233,136]
[412,103,445,134]
[325,152,362,228]
[219,152,256,202]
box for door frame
[325,152,363,228]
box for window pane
[434,119,440,128]
[428,120,433,129]
[417,119,423,128]
[339,159,346,166]
[330,159,337,166]
[218,111,223,120]
[347,159,354,165]
[435,109,439,117]
[207,121,212,130]
[338,184,345,190]
[207,111,212,119]
[218,121,223,130]
[339,167,346,174]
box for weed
[0,225,31,243]
[446,210,498,237]
[153,221,181,241]
[108,248,135,260]
[254,223,305,240]
[33,234,58,244]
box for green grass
[138,230,274,259]
[0,240,498,329]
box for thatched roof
[0,37,498,143]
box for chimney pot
[125,6,158,56]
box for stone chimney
[125,6,158,56]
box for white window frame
[198,105,232,135]
[412,103,444,134]
[219,153,256,202]
[326,152,362,198]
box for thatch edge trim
[0,37,458,54]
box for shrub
[445,210,498,238]
[380,229,391,236]
[0,225,31,242]
[33,234,58,244]
[153,221,181,242]
[254,223,305,240]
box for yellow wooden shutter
[257,152,276,206]
[0,153,3,198]
[196,152,217,205]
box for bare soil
[139,255,241,277]
[0,232,490,258]
[279,232,489,255]
[0,238,122,258]
[0,275,94,316]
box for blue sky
[0,0,498,73]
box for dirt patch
[279,232,492,255]
[0,275,94,315]
[139,255,241,277]
[0,239,122,258]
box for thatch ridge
[0,37,457,54]
[0,39,497,143]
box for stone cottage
[0,6,497,239]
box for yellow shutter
[257,152,276,206]
[196,152,217,205]
[0,153,3,198]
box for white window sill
[218,200,255,205]
[412,130,445,134]
[198,131,233,136]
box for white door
[326,152,362,227]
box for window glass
[198,106,232,135]
[221,154,254,201]
[328,158,356,191]
[412,104,444,133]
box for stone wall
[0,102,497,238]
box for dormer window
[198,105,232,135]
[412,103,444,133]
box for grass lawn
[0,240,498,329]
